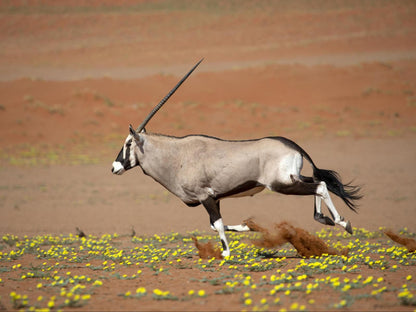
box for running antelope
[111,60,362,257]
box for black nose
[111,167,114,173]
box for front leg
[201,197,230,257]
[299,176,335,226]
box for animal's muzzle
[111,161,125,175]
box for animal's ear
[129,124,143,144]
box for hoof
[221,250,230,258]
[345,221,353,234]
[314,213,335,226]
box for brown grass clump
[192,237,223,260]
[244,218,349,258]
[384,230,416,252]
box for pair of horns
[134,58,204,133]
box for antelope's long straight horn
[136,58,204,133]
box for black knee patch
[221,239,227,251]
[314,212,335,226]
[201,197,221,223]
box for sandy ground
[0,1,416,311]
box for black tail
[313,167,363,212]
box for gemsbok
[111,59,362,257]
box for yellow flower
[136,287,146,294]
[153,289,162,296]
[290,303,299,310]
[244,298,252,306]
[363,276,373,284]
[338,300,347,307]
[198,290,206,297]
[82,294,91,300]
[297,274,307,280]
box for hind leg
[275,175,351,233]
[211,222,250,232]
[300,176,335,226]
[316,181,352,234]
[208,201,250,232]
[314,195,335,226]
[224,224,251,232]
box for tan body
[136,134,301,205]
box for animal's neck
[139,134,182,185]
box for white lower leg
[317,182,348,228]
[224,224,250,232]
[212,224,250,232]
[213,218,230,257]
[315,195,322,214]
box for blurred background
[0,0,415,235]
